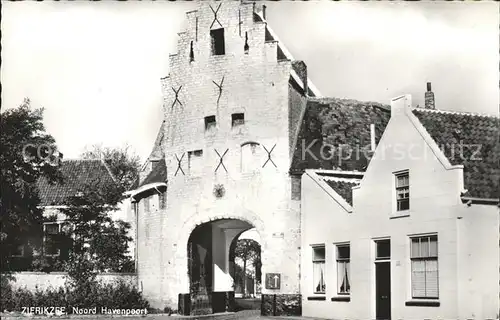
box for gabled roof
[37,159,116,206]
[290,98,391,174]
[412,108,500,199]
[138,160,167,189]
[305,170,363,211]
[130,120,167,193]
[315,170,363,206]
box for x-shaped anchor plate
[214,148,229,173]
[209,3,223,29]
[212,76,225,106]
[175,153,185,176]
[171,86,183,109]
[262,144,277,168]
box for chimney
[262,4,266,20]
[424,82,435,109]
[292,60,308,96]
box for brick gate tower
[127,0,321,314]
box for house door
[375,262,391,320]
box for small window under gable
[210,28,225,56]
[205,115,216,130]
[395,171,410,211]
[232,113,244,127]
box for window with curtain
[411,235,439,299]
[312,246,326,294]
[337,244,350,295]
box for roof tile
[412,108,500,199]
[37,159,116,206]
[290,98,390,173]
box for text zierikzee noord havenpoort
[22,306,148,316]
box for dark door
[375,262,391,320]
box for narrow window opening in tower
[232,113,245,127]
[205,115,216,130]
[210,28,225,56]
[244,32,249,54]
[189,41,195,62]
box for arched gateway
[127,0,311,315]
[185,219,259,315]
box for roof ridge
[313,169,365,175]
[412,107,499,119]
[321,176,362,183]
[308,97,391,111]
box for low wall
[6,272,137,291]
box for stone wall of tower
[135,0,303,310]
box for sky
[2,1,498,161]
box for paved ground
[1,310,273,320]
[0,310,315,320]
[234,298,261,311]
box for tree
[81,144,141,191]
[234,238,261,297]
[0,99,62,271]
[59,174,133,290]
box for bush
[1,273,15,312]
[0,277,149,313]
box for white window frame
[336,243,351,295]
[395,170,410,212]
[43,222,62,257]
[409,234,439,299]
[375,239,391,261]
[312,245,326,294]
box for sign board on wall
[265,273,281,290]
